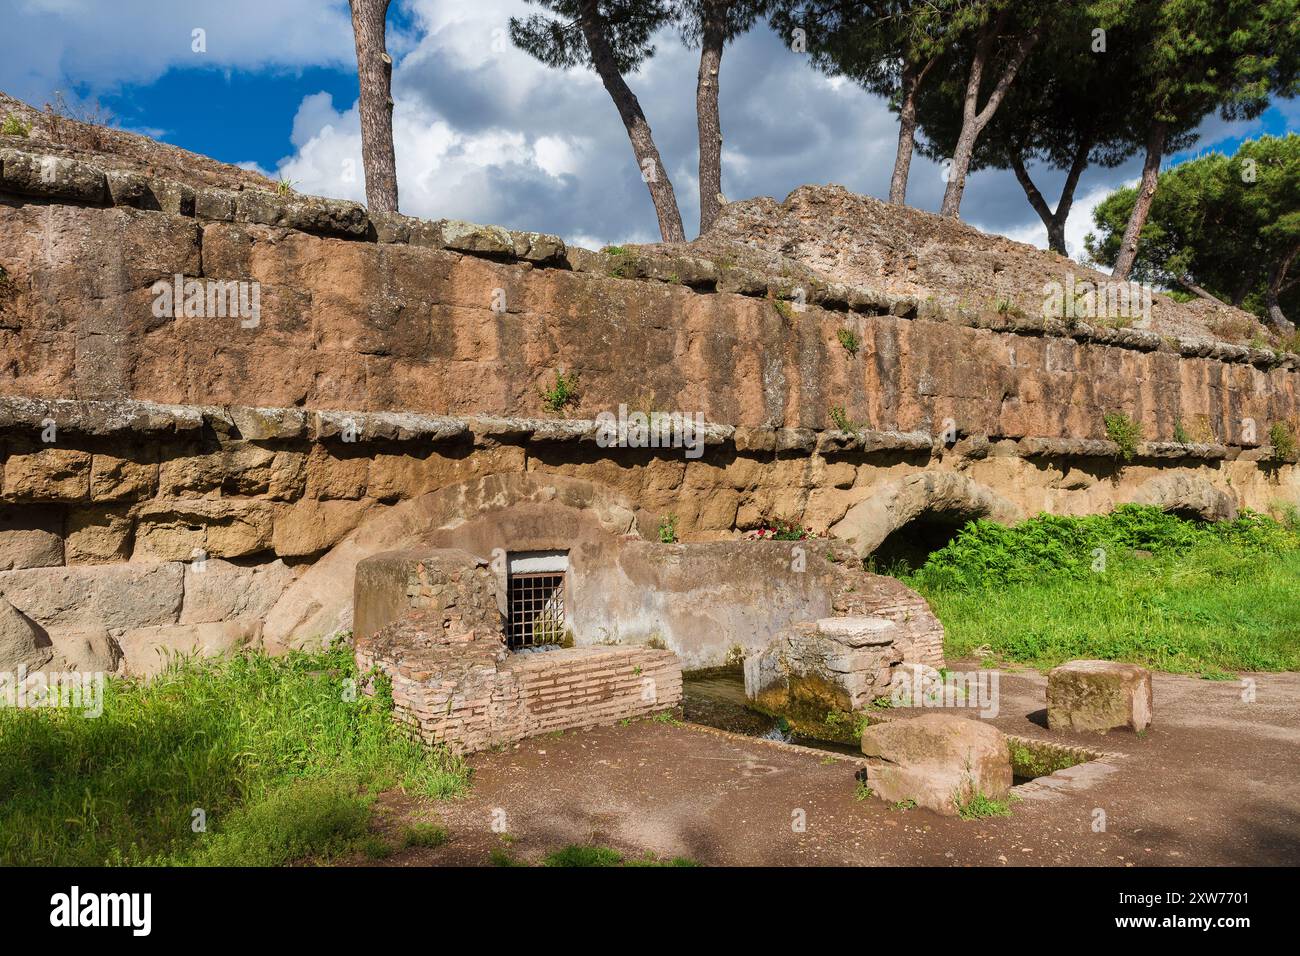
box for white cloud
[0,0,354,102]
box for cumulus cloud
[1,0,356,106]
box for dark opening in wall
[506,551,568,650]
[868,513,975,574]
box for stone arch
[263,472,647,651]
[829,471,1023,559]
[1124,474,1238,523]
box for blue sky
[1,0,1294,254]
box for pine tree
[1086,134,1300,331]
[348,0,399,212]
[914,1,1195,254]
[675,1,770,233]
[1106,0,1299,280]
[511,0,687,242]
[770,1,959,206]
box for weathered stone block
[48,626,121,672]
[746,616,902,716]
[304,446,368,500]
[65,506,133,563]
[0,595,53,672]
[860,713,1012,815]
[272,498,374,558]
[158,450,224,496]
[0,149,108,202]
[0,505,64,570]
[1047,659,1153,733]
[353,548,500,644]
[2,447,92,500]
[90,452,157,501]
[133,499,275,560]
[0,562,183,631]
[180,558,296,624]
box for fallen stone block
[860,713,1013,816]
[1047,659,1153,733]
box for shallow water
[681,671,861,757]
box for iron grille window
[507,571,566,649]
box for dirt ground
[356,663,1300,867]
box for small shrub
[1269,421,1297,462]
[275,177,297,196]
[1104,412,1142,462]
[540,369,580,413]
[1172,420,1191,445]
[401,822,448,849]
[1,115,31,137]
[836,327,860,356]
[490,847,522,866]
[955,790,1013,820]
[829,405,857,433]
[854,779,874,801]
[657,513,678,543]
[360,835,394,860]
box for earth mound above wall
[685,183,1273,344]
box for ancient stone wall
[2,143,1298,444]
[2,144,1298,678]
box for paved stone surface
[353,663,1300,867]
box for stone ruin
[0,123,1293,754]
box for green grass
[901,506,1300,674]
[0,646,468,866]
[543,844,696,867]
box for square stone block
[1047,659,1153,733]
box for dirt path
[359,665,1300,866]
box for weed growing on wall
[1269,421,1297,461]
[540,369,580,413]
[836,327,860,356]
[1103,411,1142,462]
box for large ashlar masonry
[0,140,1297,750]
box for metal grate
[507,572,566,649]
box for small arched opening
[867,508,979,574]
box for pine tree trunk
[696,25,725,234]
[889,62,930,205]
[1266,243,1298,331]
[940,18,1041,218]
[1010,139,1089,256]
[578,0,686,243]
[1111,119,1168,281]
[349,0,398,213]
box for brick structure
[353,547,681,754]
